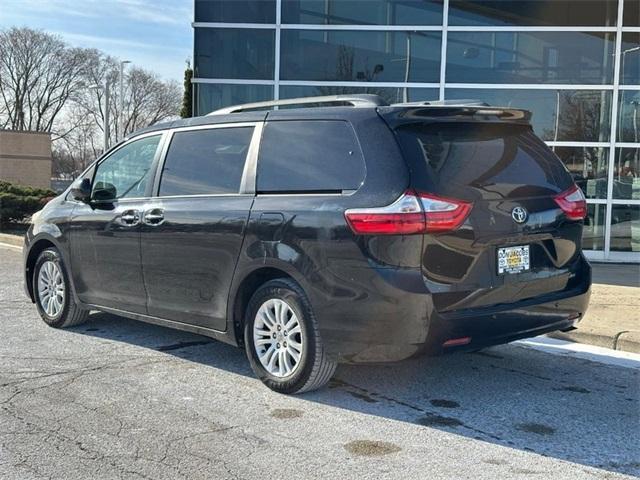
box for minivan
[24,95,591,394]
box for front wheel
[244,279,337,394]
[33,248,89,328]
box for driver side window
[93,135,161,200]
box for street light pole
[103,80,110,153]
[119,60,131,141]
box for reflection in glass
[610,204,640,252]
[583,204,606,251]
[614,149,640,200]
[449,0,618,26]
[619,33,640,85]
[194,28,275,80]
[553,147,609,199]
[617,90,640,143]
[446,32,615,85]
[445,89,612,142]
[280,30,441,82]
[195,83,274,116]
[281,0,443,25]
[194,0,276,23]
[279,85,438,104]
[624,0,640,26]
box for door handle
[120,209,141,226]
[143,208,165,226]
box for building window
[194,0,276,23]
[281,0,443,25]
[195,83,274,115]
[610,204,640,251]
[448,0,618,27]
[553,147,610,200]
[194,28,275,80]
[446,32,615,85]
[280,30,441,82]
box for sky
[0,0,193,83]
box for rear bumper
[424,282,591,355]
[321,258,591,363]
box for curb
[547,329,640,355]
[0,233,23,247]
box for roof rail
[207,94,388,115]
[390,99,489,107]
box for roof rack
[207,94,388,115]
[390,99,489,107]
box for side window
[159,127,254,196]
[92,135,161,200]
[257,120,365,192]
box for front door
[140,125,258,331]
[69,133,164,313]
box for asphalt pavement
[0,245,638,479]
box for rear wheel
[244,279,336,394]
[33,248,89,328]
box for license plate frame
[497,245,530,275]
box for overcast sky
[0,0,193,83]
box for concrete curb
[547,330,640,354]
[0,233,23,247]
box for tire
[244,278,337,394]
[33,247,89,328]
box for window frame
[152,122,264,199]
[86,130,168,203]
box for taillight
[344,191,471,235]
[554,185,587,221]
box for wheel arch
[25,235,74,303]
[229,265,304,347]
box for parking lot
[0,245,638,479]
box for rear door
[394,121,585,311]
[139,123,261,331]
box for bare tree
[0,27,89,132]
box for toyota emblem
[511,206,528,224]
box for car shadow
[73,311,640,477]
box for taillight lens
[554,185,587,221]
[345,191,471,235]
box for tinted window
[194,28,275,79]
[396,123,573,200]
[280,30,441,82]
[446,31,615,85]
[195,0,276,23]
[257,121,365,192]
[159,127,254,196]
[449,0,618,26]
[93,135,161,200]
[282,0,443,25]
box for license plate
[497,245,530,274]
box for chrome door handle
[120,209,141,226]
[143,208,165,226]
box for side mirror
[70,178,92,202]
[91,181,117,203]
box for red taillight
[554,185,587,221]
[344,191,472,235]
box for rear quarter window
[257,120,365,193]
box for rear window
[396,123,573,199]
[257,120,365,193]
[159,127,254,196]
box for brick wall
[0,130,52,189]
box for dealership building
[192,0,640,263]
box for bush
[0,181,56,225]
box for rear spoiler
[377,105,532,129]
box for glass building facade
[193,0,640,262]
